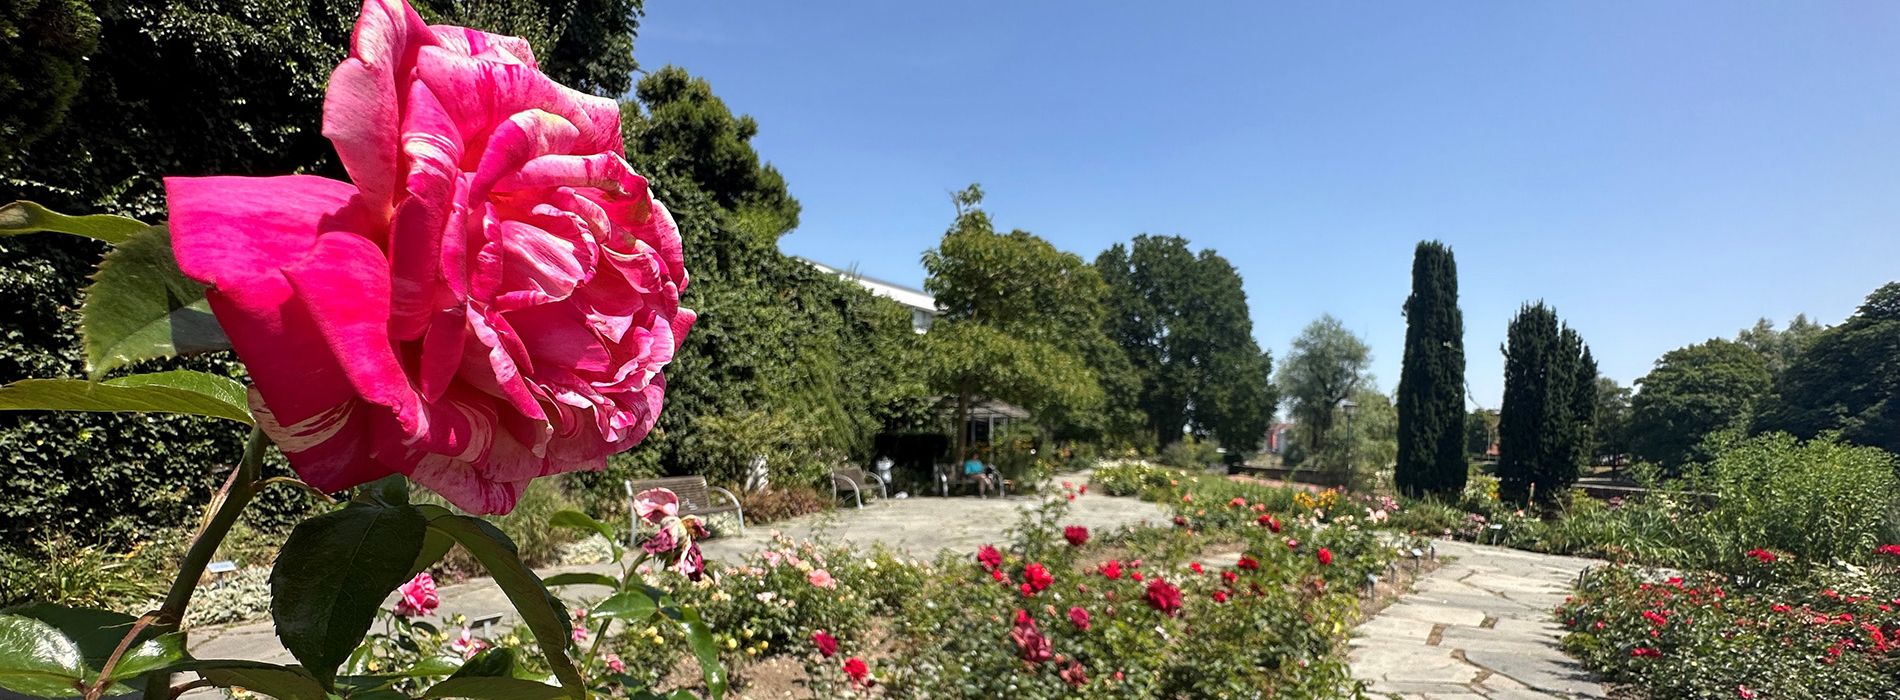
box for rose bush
[165,0,692,515]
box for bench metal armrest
[862,472,889,500]
[707,485,746,535]
[832,474,865,509]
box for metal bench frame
[830,467,888,509]
[624,476,745,540]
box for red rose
[1060,660,1088,688]
[1064,525,1090,547]
[1131,571,1145,582]
[1877,544,1900,557]
[842,657,870,685]
[1631,647,1662,658]
[811,630,838,658]
[1317,547,1333,566]
[1212,590,1229,603]
[1221,571,1238,585]
[1190,562,1204,574]
[1746,548,1778,563]
[991,569,1008,583]
[1237,556,1260,571]
[977,544,1004,571]
[1010,619,1053,664]
[1098,560,1123,580]
[1069,606,1091,630]
[1024,562,1055,592]
[1014,608,1032,625]
[1145,579,1183,617]
[1173,515,1188,527]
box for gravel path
[1348,539,1610,699]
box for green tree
[0,0,97,160]
[1497,303,1592,504]
[1627,339,1772,469]
[1465,408,1498,458]
[623,66,800,239]
[1394,241,1467,497]
[1591,377,1633,464]
[1276,316,1372,472]
[922,185,1107,463]
[1095,235,1276,455]
[1734,315,1826,379]
[1752,283,1900,455]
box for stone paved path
[1348,539,1609,699]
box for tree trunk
[954,383,972,469]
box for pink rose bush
[165,0,692,514]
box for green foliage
[1275,315,1372,469]
[1734,314,1826,379]
[271,498,429,688]
[1628,338,1772,468]
[1685,432,1900,570]
[1095,235,1276,454]
[1497,302,1592,504]
[0,537,165,610]
[1464,408,1497,457]
[1158,435,1223,471]
[624,67,799,238]
[0,0,96,159]
[1559,565,1900,699]
[923,186,1112,459]
[1753,282,1900,455]
[1590,377,1632,461]
[1395,241,1467,497]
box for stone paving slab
[1348,539,1609,700]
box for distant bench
[624,476,746,538]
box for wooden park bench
[830,467,888,509]
[624,475,746,538]
[934,462,1007,498]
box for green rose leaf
[673,607,726,700]
[167,660,328,700]
[0,200,146,243]
[0,370,253,424]
[0,615,86,697]
[82,224,230,379]
[271,502,429,689]
[2,603,154,674]
[548,510,617,543]
[421,676,567,700]
[446,648,516,679]
[540,572,618,589]
[588,590,656,623]
[427,515,584,697]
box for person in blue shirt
[962,451,993,498]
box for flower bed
[1558,560,1900,699]
[361,481,1413,697]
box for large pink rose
[163,0,692,514]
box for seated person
[962,453,994,497]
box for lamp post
[1339,398,1358,489]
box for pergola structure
[931,396,1031,454]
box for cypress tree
[1499,303,1556,504]
[1499,303,1593,505]
[1395,241,1467,497]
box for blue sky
[636,2,1900,408]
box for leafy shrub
[1158,435,1222,470]
[742,485,827,525]
[1683,432,1900,571]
